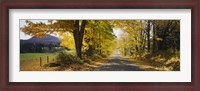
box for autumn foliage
[21,20,180,71]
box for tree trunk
[152,20,156,53]
[73,20,87,59]
[98,33,101,54]
[147,20,151,52]
[124,48,126,56]
[143,31,146,51]
[135,37,139,52]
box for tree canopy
[21,20,117,59]
[21,20,180,60]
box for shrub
[56,51,75,65]
[74,57,84,64]
[90,54,102,61]
[83,58,91,64]
[165,57,180,71]
[44,63,60,67]
[100,53,108,58]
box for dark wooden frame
[0,0,199,91]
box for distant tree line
[20,42,66,53]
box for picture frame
[0,0,199,91]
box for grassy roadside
[128,58,165,71]
[42,58,108,71]
[20,52,109,71]
[126,51,180,71]
[21,58,108,71]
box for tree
[155,20,180,51]
[146,20,151,52]
[73,20,87,59]
[116,20,179,57]
[83,20,116,57]
[21,20,87,59]
[152,20,157,53]
[21,20,180,60]
[21,20,117,59]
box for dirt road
[94,49,145,71]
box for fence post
[47,56,49,63]
[40,57,42,67]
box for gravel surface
[94,50,145,71]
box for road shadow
[94,56,145,71]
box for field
[20,53,58,71]
[20,52,109,71]
[20,53,58,62]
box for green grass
[20,50,77,71]
[20,53,58,63]
[20,50,75,63]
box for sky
[20,20,32,40]
[20,20,124,40]
[113,28,124,39]
[20,20,49,40]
